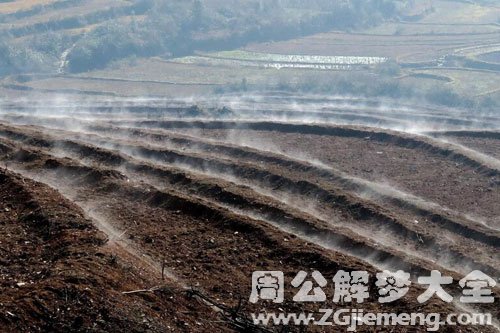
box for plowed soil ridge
[0,122,498,273]
[0,100,499,332]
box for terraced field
[0,95,498,331]
[0,0,58,14]
[173,51,388,71]
[0,0,147,45]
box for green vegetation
[0,0,403,74]
[1,0,499,114]
[0,34,54,75]
[65,0,402,72]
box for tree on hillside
[190,0,204,30]
[0,41,12,76]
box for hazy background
[0,0,499,112]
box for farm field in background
[1,0,500,100]
[0,0,57,14]
[0,1,499,331]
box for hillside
[0,0,498,112]
[0,1,499,332]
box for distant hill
[0,0,402,74]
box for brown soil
[0,170,232,332]
[0,104,498,332]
